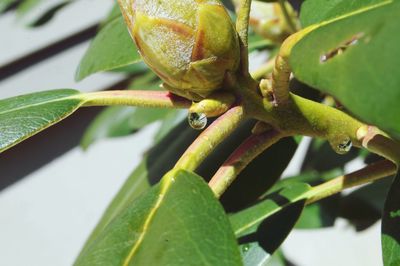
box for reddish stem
[82,90,192,109]
[209,129,284,197]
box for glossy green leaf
[382,172,400,265]
[276,170,341,229]
[230,183,310,264]
[299,0,388,27]
[0,89,84,153]
[78,121,199,258]
[75,16,141,81]
[292,0,400,137]
[231,182,310,236]
[76,169,242,266]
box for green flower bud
[118,0,240,99]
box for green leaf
[77,121,200,258]
[76,170,242,266]
[301,140,359,172]
[295,196,339,229]
[299,0,388,27]
[75,16,141,81]
[339,177,393,231]
[0,0,17,12]
[382,172,400,265]
[292,0,400,137]
[230,183,310,264]
[0,89,84,153]
[28,0,71,27]
[231,182,310,236]
[16,0,43,17]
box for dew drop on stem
[188,112,207,130]
[331,137,353,155]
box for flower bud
[118,0,240,99]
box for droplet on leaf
[188,112,207,130]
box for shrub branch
[209,129,285,197]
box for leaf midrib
[0,94,82,116]
[122,172,175,265]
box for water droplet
[188,112,207,130]
[320,54,328,63]
[241,244,250,252]
[334,137,353,154]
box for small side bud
[189,92,236,117]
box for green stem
[174,105,245,172]
[209,129,284,198]
[306,160,397,204]
[189,92,236,117]
[356,125,400,164]
[81,90,191,109]
[236,0,252,75]
[268,28,315,105]
[278,0,297,33]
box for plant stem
[236,0,252,75]
[174,105,245,172]
[357,125,400,164]
[278,0,297,33]
[306,160,397,204]
[81,90,191,109]
[189,92,236,117]
[209,129,284,197]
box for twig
[81,90,191,109]
[306,160,397,204]
[209,129,284,197]
[174,106,245,171]
[235,0,252,76]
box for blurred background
[0,0,384,265]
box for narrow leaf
[75,16,141,81]
[76,170,242,266]
[0,89,84,153]
[230,183,310,264]
[77,121,199,258]
[231,182,310,237]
